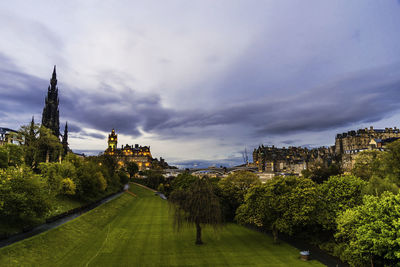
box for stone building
[336,126,400,171]
[335,126,400,154]
[104,129,153,170]
[252,145,336,174]
[253,126,400,174]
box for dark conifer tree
[62,122,69,156]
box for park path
[0,190,125,249]
[0,184,325,266]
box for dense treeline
[136,141,400,266]
[0,124,128,234]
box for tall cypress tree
[62,122,69,156]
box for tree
[17,118,39,168]
[0,146,8,169]
[18,125,62,167]
[0,167,52,223]
[335,192,400,266]
[4,144,24,167]
[60,178,76,195]
[302,162,342,184]
[169,177,222,245]
[76,162,108,201]
[350,144,400,196]
[126,161,139,179]
[363,175,399,196]
[236,176,318,243]
[351,150,386,181]
[39,162,63,195]
[218,171,260,221]
[171,173,197,191]
[317,175,366,231]
[35,126,63,163]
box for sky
[1,0,400,168]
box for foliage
[17,125,62,167]
[316,175,367,231]
[217,171,260,221]
[351,144,400,196]
[39,162,64,195]
[302,162,342,184]
[0,146,8,169]
[64,153,84,169]
[60,178,76,195]
[75,162,108,201]
[0,167,52,223]
[125,161,139,179]
[351,150,386,181]
[363,175,399,196]
[3,144,24,167]
[17,121,39,168]
[0,184,324,267]
[34,127,63,164]
[157,183,165,193]
[384,140,400,181]
[118,170,129,185]
[236,176,318,242]
[169,177,222,244]
[335,192,400,266]
[170,172,197,190]
[135,170,166,190]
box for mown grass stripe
[0,185,323,266]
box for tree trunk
[195,222,203,245]
[370,255,374,267]
[272,228,278,243]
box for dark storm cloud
[2,49,400,144]
[0,54,46,113]
[149,63,400,137]
[60,82,174,137]
[0,54,173,138]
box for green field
[0,184,324,266]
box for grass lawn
[0,184,324,266]
[0,196,85,237]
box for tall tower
[42,66,60,138]
[108,129,118,153]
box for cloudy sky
[1,1,400,168]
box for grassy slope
[0,185,324,266]
[0,196,85,236]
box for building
[253,126,400,174]
[0,127,18,146]
[252,145,337,174]
[104,129,153,170]
[336,127,400,171]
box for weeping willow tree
[169,177,222,245]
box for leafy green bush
[0,167,52,223]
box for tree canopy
[236,175,318,242]
[335,192,400,266]
[218,171,260,221]
[169,177,222,245]
[317,174,366,231]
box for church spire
[42,65,60,138]
[51,65,57,86]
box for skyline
[1,1,400,168]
